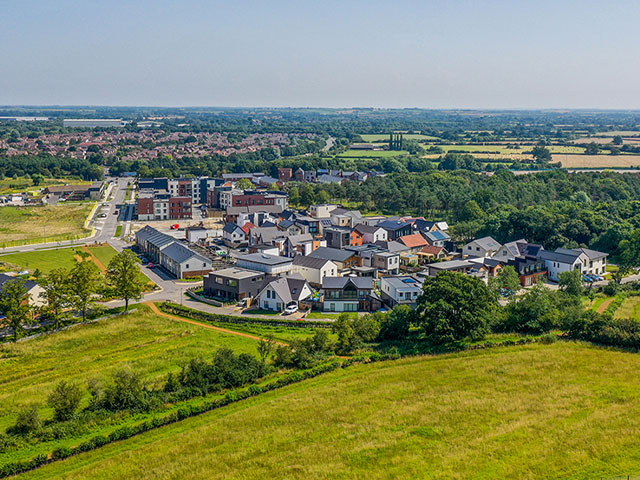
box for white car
[283,303,298,315]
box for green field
[0,307,259,434]
[15,342,640,480]
[0,178,89,195]
[0,247,83,273]
[338,149,409,158]
[0,204,93,246]
[615,296,640,319]
[359,134,440,142]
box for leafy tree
[39,268,71,329]
[48,380,83,421]
[488,266,521,299]
[0,278,32,342]
[501,283,560,334]
[256,334,275,373]
[106,250,145,311]
[558,270,584,297]
[414,272,496,343]
[585,143,600,155]
[9,406,42,435]
[235,178,253,190]
[459,199,485,222]
[31,173,44,186]
[618,228,640,277]
[68,255,102,322]
[612,135,623,146]
[99,368,151,412]
[531,145,551,163]
[378,305,412,340]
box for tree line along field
[0,178,90,196]
[0,204,94,246]
[11,342,640,480]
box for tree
[612,135,623,146]
[459,200,485,222]
[235,178,253,190]
[69,255,102,322]
[332,313,356,354]
[48,380,83,421]
[558,270,584,297]
[585,143,599,155]
[414,272,496,343]
[31,173,44,186]
[501,282,560,334]
[488,266,521,299]
[9,406,42,435]
[106,250,145,312]
[531,145,552,163]
[618,228,640,280]
[257,334,275,374]
[0,278,32,342]
[39,268,71,329]
[378,305,412,340]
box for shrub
[48,380,83,421]
[8,406,42,435]
[539,333,558,344]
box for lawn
[0,204,94,246]
[0,247,83,273]
[306,311,358,319]
[16,342,640,480]
[0,307,260,434]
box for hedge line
[159,302,332,329]
[0,360,342,478]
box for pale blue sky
[1,0,639,108]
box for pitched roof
[353,223,385,235]
[161,242,211,265]
[0,274,38,292]
[374,240,410,253]
[378,220,411,231]
[286,233,314,246]
[468,236,501,250]
[321,276,373,290]
[424,230,450,242]
[538,248,583,264]
[292,255,334,269]
[258,275,312,304]
[576,248,608,260]
[240,222,256,235]
[421,245,445,256]
[399,233,428,248]
[308,247,355,263]
[223,222,243,234]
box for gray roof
[353,223,385,234]
[292,255,334,269]
[286,233,314,245]
[308,247,355,263]
[136,226,174,249]
[258,276,312,304]
[251,227,290,244]
[161,242,211,266]
[374,240,410,253]
[424,230,451,242]
[538,249,583,264]
[322,276,373,290]
[237,253,293,266]
[467,236,501,251]
[576,248,608,260]
[208,268,263,280]
[318,174,344,184]
[226,205,284,215]
[223,222,243,234]
[0,274,38,292]
[429,259,474,270]
[382,275,423,290]
[378,220,411,231]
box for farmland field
[552,154,640,168]
[0,178,90,195]
[337,149,409,158]
[0,204,93,246]
[359,133,440,142]
[0,307,260,433]
[15,342,640,480]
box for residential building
[463,236,502,258]
[0,274,45,307]
[398,233,429,253]
[282,233,320,257]
[380,276,423,307]
[159,241,213,278]
[278,168,293,182]
[353,224,388,243]
[310,204,339,218]
[203,268,265,301]
[321,277,381,312]
[308,247,359,272]
[538,247,607,281]
[222,222,246,247]
[378,220,412,240]
[324,226,352,249]
[372,251,401,274]
[292,256,339,286]
[427,259,475,277]
[423,230,451,247]
[255,275,313,312]
[236,253,293,275]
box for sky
[2,0,640,109]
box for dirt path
[597,298,614,313]
[82,245,107,273]
[144,301,287,346]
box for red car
[170,224,179,230]
[147,262,156,268]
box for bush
[48,380,83,421]
[539,333,558,344]
[8,406,42,435]
[97,368,152,412]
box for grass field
[0,245,108,274]
[337,149,409,158]
[0,307,260,433]
[15,342,640,480]
[0,204,93,245]
[0,178,89,195]
[614,296,640,319]
[359,134,440,142]
[552,154,640,168]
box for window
[186,264,189,269]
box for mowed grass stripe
[14,343,640,480]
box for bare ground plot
[571,137,640,145]
[553,154,640,168]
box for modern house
[371,251,401,274]
[0,274,45,307]
[427,259,475,277]
[159,241,213,278]
[538,247,607,282]
[255,275,313,312]
[323,226,352,249]
[353,224,388,243]
[380,275,423,307]
[292,256,339,286]
[321,277,381,312]
[463,236,502,258]
[308,247,359,272]
[222,222,246,247]
[236,253,293,275]
[424,230,451,247]
[398,233,429,253]
[378,220,412,241]
[203,268,265,301]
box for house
[419,245,447,261]
[353,224,388,243]
[185,226,214,244]
[203,268,265,301]
[135,225,175,263]
[538,247,607,282]
[323,226,352,249]
[468,257,505,280]
[255,275,313,312]
[277,219,304,236]
[321,277,381,312]
[0,274,45,307]
[330,208,363,228]
[349,228,364,247]
[423,230,451,247]
[159,241,213,278]
[236,253,293,275]
[309,204,338,218]
[317,174,344,184]
[378,220,412,241]
[507,255,548,287]
[463,236,502,258]
[249,227,289,247]
[372,251,401,274]
[380,276,423,307]
[282,233,319,257]
[427,259,475,277]
[278,168,293,182]
[308,247,359,272]
[222,222,246,247]
[398,233,429,253]
[374,240,411,254]
[413,219,449,233]
[292,256,339,286]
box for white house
[380,275,423,307]
[463,236,502,258]
[353,224,388,243]
[539,247,607,282]
[292,256,339,286]
[222,222,246,247]
[159,242,213,279]
[236,253,293,275]
[255,275,313,312]
[0,274,46,307]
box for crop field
[552,154,640,168]
[359,134,440,142]
[0,204,93,246]
[337,149,409,158]
[15,342,640,480]
[0,307,260,433]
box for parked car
[98,213,107,218]
[283,303,298,315]
[114,210,119,215]
[147,262,156,269]
[170,224,180,230]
